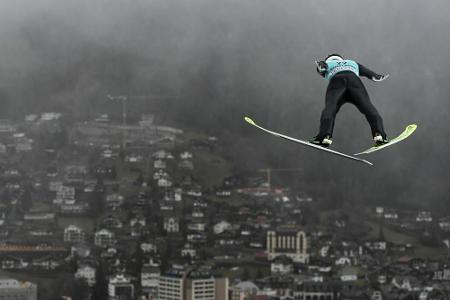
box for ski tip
[407,124,418,131]
[363,159,373,166]
[244,116,256,125]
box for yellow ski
[354,124,417,155]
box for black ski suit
[315,60,387,140]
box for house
[434,268,450,280]
[384,210,398,220]
[181,244,197,258]
[164,188,182,202]
[54,185,76,205]
[214,221,232,235]
[71,244,91,258]
[187,233,206,244]
[94,229,115,247]
[186,188,202,197]
[335,257,352,266]
[141,265,160,297]
[153,169,168,180]
[365,240,387,251]
[15,138,33,152]
[106,194,124,210]
[153,159,166,169]
[140,242,157,254]
[158,178,172,188]
[215,189,232,197]
[375,206,384,216]
[193,200,207,208]
[293,282,336,300]
[187,221,206,232]
[1,256,28,270]
[438,218,450,231]
[180,151,193,160]
[32,256,61,270]
[60,203,88,214]
[160,203,174,211]
[65,165,87,183]
[64,225,85,243]
[108,274,134,300]
[125,154,143,163]
[391,275,420,291]
[230,281,260,300]
[130,215,146,227]
[152,150,173,160]
[340,267,359,282]
[75,265,96,286]
[271,255,294,275]
[163,217,179,233]
[192,209,204,218]
[101,215,123,229]
[416,211,432,222]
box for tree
[92,260,108,300]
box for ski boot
[309,135,332,148]
[373,133,389,147]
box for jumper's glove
[315,60,327,77]
[371,74,389,82]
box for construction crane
[106,94,178,127]
[106,94,178,147]
[258,167,303,190]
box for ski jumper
[316,59,387,140]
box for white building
[158,178,173,188]
[154,159,167,169]
[94,229,115,247]
[108,274,134,300]
[188,222,206,232]
[64,225,85,243]
[158,270,229,300]
[0,279,37,300]
[266,229,309,263]
[270,256,294,275]
[181,244,197,258]
[214,221,232,235]
[416,211,432,222]
[180,151,193,160]
[141,266,160,289]
[75,265,96,286]
[54,185,76,205]
[159,274,184,300]
[164,217,179,233]
[106,194,124,210]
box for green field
[366,221,416,244]
[193,149,232,189]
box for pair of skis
[244,117,417,166]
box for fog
[0,0,449,209]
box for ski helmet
[325,53,343,62]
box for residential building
[94,229,115,247]
[108,274,134,300]
[158,268,228,300]
[63,225,85,243]
[75,265,96,287]
[0,279,37,300]
[164,217,179,233]
[159,272,184,300]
